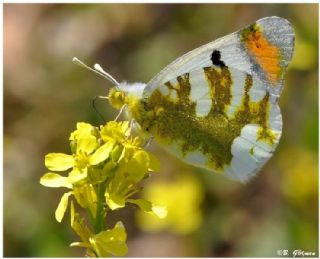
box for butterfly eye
[108,88,125,109]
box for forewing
[145,16,294,98]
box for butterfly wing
[136,17,294,182]
[140,65,282,182]
[144,16,295,98]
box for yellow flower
[100,121,130,143]
[73,184,97,219]
[70,200,92,245]
[40,122,115,223]
[42,122,115,185]
[40,120,164,257]
[105,149,160,210]
[128,199,167,219]
[89,222,128,257]
[55,192,73,223]
[278,148,318,206]
[136,174,203,235]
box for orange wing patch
[241,24,281,85]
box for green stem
[94,183,107,233]
[86,207,95,228]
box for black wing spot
[211,50,226,68]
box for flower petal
[40,172,72,188]
[100,121,130,143]
[89,221,128,257]
[70,200,93,243]
[105,192,125,210]
[77,135,98,155]
[55,192,72,222]
[68,168,87,184]
[110,144,123,162]
[89,141,114,165]
[126,150,149,182]
[73,184,97,217]
[120,121,130,135]
[45,153,74,171]
[70,122,95,141]
[70,242,91,248]
[151,205,168,219]
[128,199,167,219]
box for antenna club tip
[94,64,102,70]
[72,57,85,67]
[71,57,120,86]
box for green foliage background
[4,3,318,257]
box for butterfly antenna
[72,57,120,87]
[92,96,109,124]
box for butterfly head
[108,88,126,109]
[108,82,147,110]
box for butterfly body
[108,17,294,182]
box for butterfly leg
[126,118,135,138]
[123,118,136,140]
[143,135,154,150]
[129,118,136,130]
[128,119,154,148]
[114,104,127,121]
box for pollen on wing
[240,24,281,85]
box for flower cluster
[40,121,167,257]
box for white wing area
[119,82,147,98]
[145,32,239,94]
[225,120,282,183]
[144,16,294,98]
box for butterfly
[84,16,295,183]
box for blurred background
[4,3,318,257]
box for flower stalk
[94,183,107,234]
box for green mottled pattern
[240,23,260,42]
[134,66,275,171]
